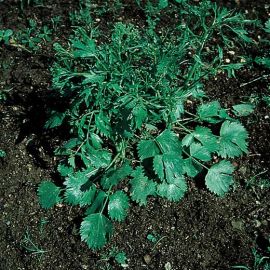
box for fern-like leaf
[130,167,156,205]
[108,191,129,221]
[80,213,113,250]
[157,176,187,201]
[217,121,248,158]
[38,181,62,209]
[205,160,235,196]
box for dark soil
[0,1,270,270]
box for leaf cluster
[38,1,254,250]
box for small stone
[225,58,231,63]
[228,50,235,55]
[95,18,101,22]
[265,115,269,119]
[144,254,151,264]
[165,262,172,270]
[255,220,261,228]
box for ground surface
[0,1,270,269]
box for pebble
[144,254,151,264]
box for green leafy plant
[38,1,255,250]
[0,150,6,158]
[0,29,13,45]
[232,239,270,270]
[98,247,128,269]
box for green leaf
[64,170,91,205]
[138,140,160,160]
[217,121,248,158]
[0,150,6,158]
[132,104,147,129]
[183,158,201,177]
[38,181,62,209]
[80,213,113,250]
[156,129,182,154]
[57,163,73,177]
[153,153,184,183]
[130,167,156,205]
[205,160,235,196]
[193,126,219,153]
[157,176,187,201]
[45,111,66,129]
[233,103,255,117]
[265,19,270,33]
[190,142,211,162]
[101,162,132,189]
[72,38,96,58]
[159,0,168,9]
[108,191,129,221]
[197,101,229,123]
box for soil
[0,1,270,270]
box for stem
[240,74,270,87]
[182,149,209,170]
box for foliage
[0,29,13,45]
[38,0,254,250]
[0,150,6,158]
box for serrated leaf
[156,129,181,154]
[64,170,90,205]
[157,176,187,201]
[205,160,235,196]
[132,104,147,129]
[233,103,255,117]
[84,148,112,168]
[217,121,248,158]
[193,126,219,153]
[38,181,62,209]
[182,133,194,147]
[183,158,201,177]
[190,142,211,161]
[197,101,221,123]
[80,213,113,250]
[138,140,160,160]
[95,112,112,137]
[265,19,270,33]
[197,101,230,123]
[72,38,96,58]
[45,111,66,129]
[80,186,97,206]
[101,162,132,189]
[57,163,73,177]
[85,191,106,215]
[108,191,129,221]
[153,153,184,183]
[130,167,156,205]
[159,0,168,9]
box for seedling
[21,230,48,257]
[0,150,6,158]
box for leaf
[72,38,96,58]
[84,148,112,168]
[197,101,229,123]
[217,121,248,158]
[132,104,147,129]
[108,191,129,221]
[183,158,201,177]
[45,111,66,129]
[138,140,160,160]
[157,176,187,201]
[233,103,255,117]
[38,181,62,209]
[265,19,270,33]
[95,112,112,137]
[130,167,156,205]
[156,129,182,154]
[205,160,235,196]
[153,153,184,183]
[159,0,168,9]
[57,163,73,177]
[64,170,90,205]
[182,127,219,153]
[193,126,219,153]
[101,162,132,189]
[0,150,6,158]
[80,213,113,250]
[190,142,211,161]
